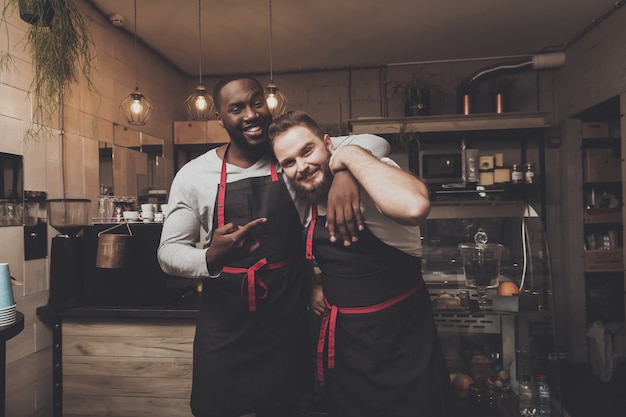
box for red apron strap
[217,147,229,227]
[316,281,424,382]
[223,253,300,312]
[316,303,332,382]
[306,204,317,260]
[270,162,279,182]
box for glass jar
[511,164,524,184]
[524,163,536,184]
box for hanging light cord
[198,0,202,84]
[269,0,273,82]
[133,0,138,89]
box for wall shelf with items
[348,112,550,217]
[577,96,625,327]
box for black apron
[190,154,313,417]
[307,206,456,417]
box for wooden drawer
[174,121,207,144]
[206,120,230,143]
[174,121,230,144]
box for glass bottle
[537,374,551,416]
[518,374,536,416]
[511,164,524,184]
[524,163,536,184]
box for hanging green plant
[1,0,96,139]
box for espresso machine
[46,199,91,311]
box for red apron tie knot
[316,281,424,382]
[223,253,300,312]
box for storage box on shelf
[584,250,624,272]
[582,121,610,139]
[577,97,625,334]
[583,148,621,183]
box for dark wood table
[0,311,24,416]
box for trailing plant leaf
[1,0,96,139]
[391,120,421,152]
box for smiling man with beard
[158,76,390,417]
[269,110,456,417]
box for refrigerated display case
[421,200,563,416]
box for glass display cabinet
[421,200,563,416]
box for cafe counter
[38,222,202,417]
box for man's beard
[290,164,333,205]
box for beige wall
[0,1,187,416]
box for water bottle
[518,374,536,416]
[537,374,551,416]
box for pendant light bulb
[120,0,153,126]
[196,95,208,111]
[264,0,288,117]
[186,0,216,120]
[131,96,144,115]
[120,87,154,126]
[265,82,288,117]
[266,92,278,110]
[185,84,215,120]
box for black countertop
[36,291,201,320]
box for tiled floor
[559,360,626,417]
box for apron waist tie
[223,253,299,312]
[316,280,424,382]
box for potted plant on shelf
[1,0,96,139]
[389,69,442,117]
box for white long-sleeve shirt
[157,135,390,278]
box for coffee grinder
[46,198,91,311]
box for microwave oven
[418,149,465,184]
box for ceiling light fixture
[119,0,153,126]
[265,0,288,117]
[185,0,215,120]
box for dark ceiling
[87,0,623,77]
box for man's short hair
[212,75,264,110]
[268,110,324,143]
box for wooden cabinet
[174,120,230,145]
[62,318,195,417]
[576,96,625,327]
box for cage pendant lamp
[120,0,153,126]
[185,0,215,120]
[265,0,288,117]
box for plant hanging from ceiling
[1,0,96,139]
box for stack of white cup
[141,204,154,223]
[0,263,17,326]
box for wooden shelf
[584,208,622,224]
[348,112,550,134]
[584,249,624,272]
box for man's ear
[216,113,224,128]
[323,134,334,153]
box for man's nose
[242,105,258,119]
[295,158,307,173]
